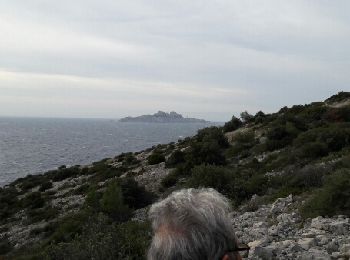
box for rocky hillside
[1,92,350,259]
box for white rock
[297,237,316,250]
[340,243,350,254]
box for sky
[0,0,349,121]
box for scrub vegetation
[1,92,349,258]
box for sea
[0,117,218,186]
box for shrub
[22,192,45,209]
[0,236,13,255]
[0,187,20,221]
[120,177,155,209]
[325,91,350,103]
[188,140,226,165]
[265,125,296,151]
[115,221,151,259]
[223,116,242,132]
[325,106,350,122]
[27,206,59,223]
[85,187,102,211]
[88,163,125,183]
[243,174,268,195]
[147,152,165,165]
[298,142,329,159]
[43,217,151,260]
[165,150,185,168]
[16,174,47,191]
[294,124,350,153]
[235,130,255,144]
[197,127,229,148]
[161,172,178,188]
[122,153,140,166]
[288,165,328,189]
[188,165,235,197]
[240,111,254,123]
[39,181,53,192]
[100,180,131,221]
[301,169,350,218]
[50,212,89,243]
[51,166,81,182]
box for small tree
[223,116,242,132]
[240,111,254,123]
[100,181,130,221]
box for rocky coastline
[1,92,349,259]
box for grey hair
[147,188,238,260]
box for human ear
[222,254,230,260]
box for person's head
[147,188,242,260]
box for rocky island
[119,111,208,123]
[0,92,349,259]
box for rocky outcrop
[232,195,350,259]
[119,111,208,123]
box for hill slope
[1,92,349,259]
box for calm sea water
[0,117,217,186]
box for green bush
[223,116,242,132]
[161,172,178,188]
[50,212,89,243]
[39,181,53,192]
[15,174,47,191]
[88,163,125,183]
[147,153,165,165]
[100,180,131,221]
[325,106,350,122]
[301,169,350,218]
[243,174,268,195]
[120,177,155,209]
[325,91,350,103]
[165,150,185,168]
[115,221,151,259]
[226,130,255,158]
[51,166,81,182]
[85,187,102,211]
[298,142,329,159]
[288,165,328,189]
[197,127,229,148]
[0,236,13,255]
[0,187,20,221]
[121,153,140,166]
[254,111,266,124]
[43,217,151,260]
[27,206,59,223]
[294,124,350,153]
[188,141,226,166]
[188,165,235,197]
[22,192,45,209]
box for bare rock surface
[134,162,170,194]
[232,195,350,259]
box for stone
[340,243,350,254]
[252,246,275,260]
[328,220,349,235]
[297,249,331,260]
[315,235,330,246]
[297,237,316,250]
[311,216,329,230]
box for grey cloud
[0,0,349,121]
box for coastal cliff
[1,92,350,259]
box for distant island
[119,111,209,123]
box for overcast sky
[0,1,349,121]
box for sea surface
[0,117,218,186]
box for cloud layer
[1,0,349,121]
